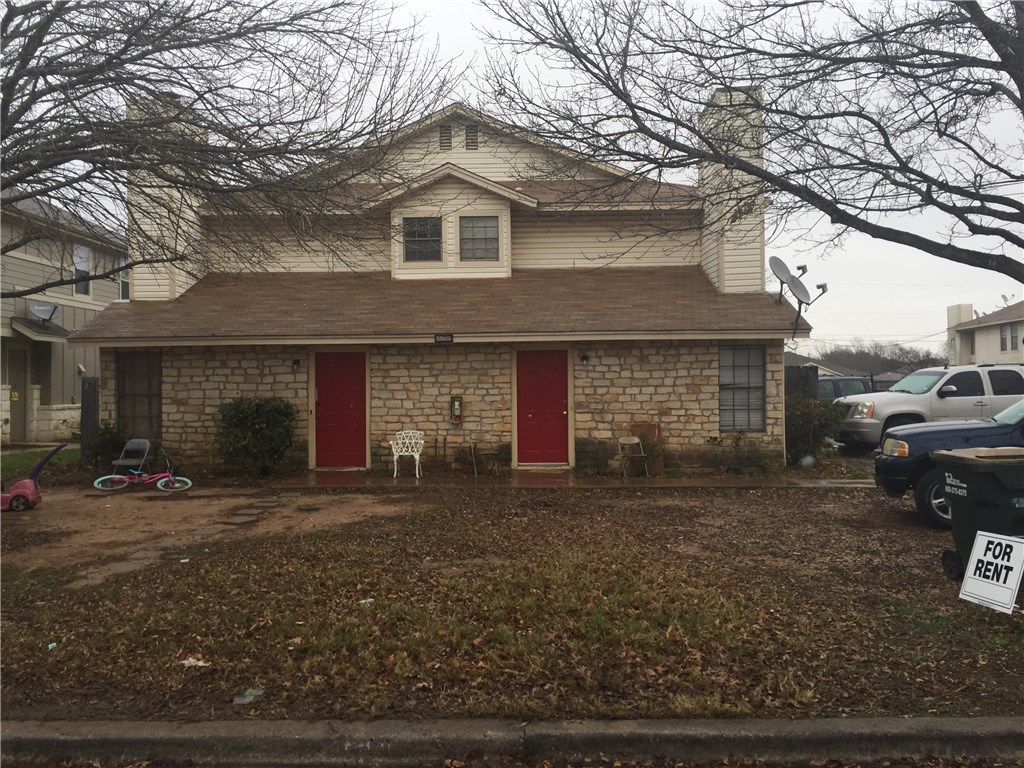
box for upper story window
[439,124,453,151]
[999,323,1018,351]
[73,244,91,295]
[403,217,442,262]
[1012,323,1020,351]
[459,216,499,261]
[464,123,479,150]
[117,258,130,300]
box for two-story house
[70,94,809,472]
[2,198,128,444]
[947,302,1024,365]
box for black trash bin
[932,447,1024,581]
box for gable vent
[439,124,453,151]
[464,123,479,150]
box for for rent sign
[959,532,1024,614]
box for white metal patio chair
[390,430,424,478]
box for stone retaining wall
[1,384,81,444]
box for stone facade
[97,339,785,471]
[2,384,81,444]
[370,344,512,469]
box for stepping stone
[223,515,259,525]
[154,537,189,549]
[107,560,150,574]
[129,550,162,560]
[191,525,232,536]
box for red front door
[315,352,366,467]
[517,350,568,464]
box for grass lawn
[1,445,82,479]
[1,485,1021,722]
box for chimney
[697,86,765,294]
[124,93,204,300]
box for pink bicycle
[93,455,192,492]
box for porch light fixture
[580,354,590,364]
[291,359,301,373]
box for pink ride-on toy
[1,442,67,512]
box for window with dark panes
[403,217,442,262]
[1000,324,1009,351]
[720,346,765,431]
[117,350,162,439]
[1012,323,1019,351]
[459,216,499,261]
[73,244,91,295]
[988,369,1024,396]
[943,370,984,397]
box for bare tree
[2,0,457,298]
[815,341,946,378]
[481,0,1024,282]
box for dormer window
[459,216,498,261]
[464,123,479,150]
[403,217,442,262]
[439,124,453,151]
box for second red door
[516,350,568,464]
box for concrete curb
[3,717,1022,767]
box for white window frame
[458,214,500,262]
[73,244,91,295]
[117,258,130,300]
[402,216,444,263]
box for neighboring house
[783,352,866,378]
[947,302,1024,365]
[71,94,810,472]
[2,198,128,444]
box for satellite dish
[788,274,812,305]
[767,257,828,337]
[28,301,61,323]
[768,256,792,283]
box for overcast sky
[409,0,1023,356]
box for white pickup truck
[835,363,1024,449]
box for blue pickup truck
[874,399,1024,528]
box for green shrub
[82,423,126,469]
[216,397,297,476]
[785,395,845,465]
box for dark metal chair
[112,438,152,474]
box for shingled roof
[70,266,810,346]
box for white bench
[390,430,424,478]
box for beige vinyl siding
[389,125,614,182]
[1,248,115,404]
[721,213,765,294]
[198,217,392,275]
[511,212,700,269]
[130,262,197,300]
[974,325,1024,364]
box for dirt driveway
[1,487,406,587]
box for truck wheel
[914,467,952,529]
